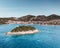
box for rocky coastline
[0,14,60,25]
[6,30,39,35]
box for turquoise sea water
[0,24,60,48]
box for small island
[6,26,39,35]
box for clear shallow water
[0,24,60,48]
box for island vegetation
[6,26,39,35]
[11,26,36,32]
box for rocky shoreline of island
[6,30,39,35]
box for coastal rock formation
[6,26,39,35]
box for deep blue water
[0,24,60,48]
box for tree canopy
[11,26,36,32]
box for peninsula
[6,26,39,35]
[1,14,60,25]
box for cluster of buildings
[6,19,60,25]
[6,20,34,24]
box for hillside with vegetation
[0,17,18,24]
[0,14,60,25]
[18,14,60,21]
[18,15,47,21]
